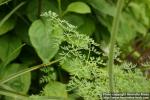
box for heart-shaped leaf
[29,18,63,63]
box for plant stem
[108,0,124,93]
[0,58,62,85]
[38,0,42,18]
[57,0,62,16]
[0,1,26,28]
[0,0,12,6]
[0,87,28,99]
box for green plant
[107,0,124,93]
[0,0,150,100]
[39,11,150,100]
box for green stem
[0,87,28,99]
[0,86,64,99]
[107,0,124,93]
[0,58,62,85]
[38,0,42,18]
[0,1,26,28]
[57,0,62,16]
[0,0,12,6]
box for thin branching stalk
[0,58,62,85]
[108,0,124,93]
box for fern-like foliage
[40,67,56,84]
[40,11,150,100]
[141,60,150,79]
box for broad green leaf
[29,19,63,63]
[0,63,31,100]
[43,81,67,99]
[64,14,84,27]
[0,59,61,85]
[0,2,25,35]
[0,34,21,67]
[0,64,31,92]
[64,14,95,35]
[0,87,28,100]
[0,15,15,35]
[26,0,58,21]
[117,13,137,47]
[129,2,148,35]
[78,17,95,35]
[83,0,115,16]
[66,2,91,14]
